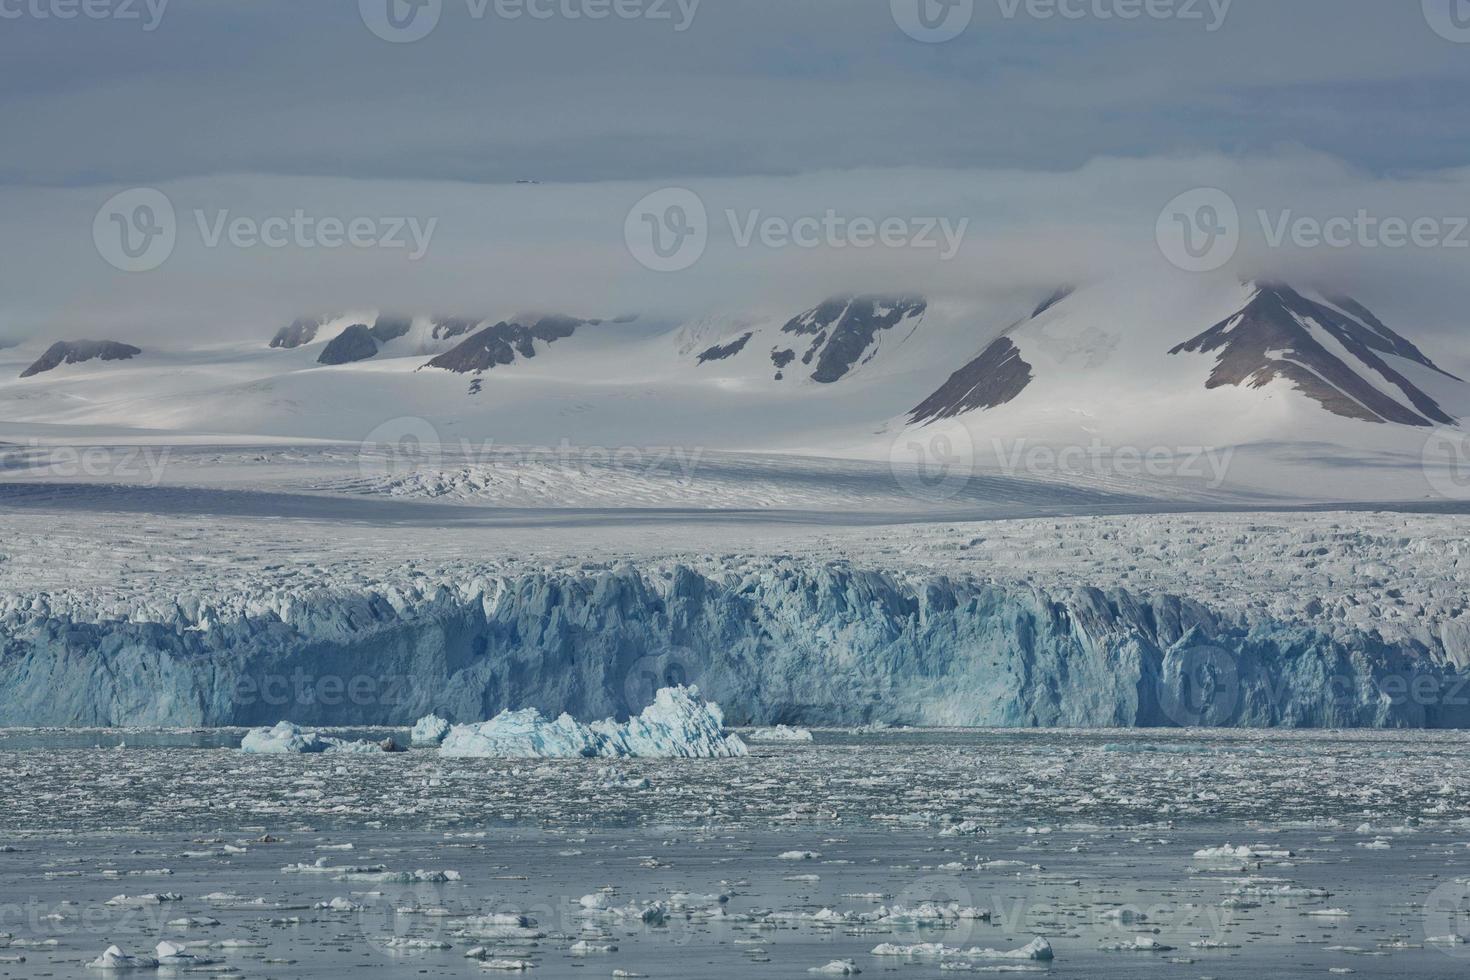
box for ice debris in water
[411,713,452,745]
[439,686,748,759]
[747,725,815,742]
[239,721,394,754]
[87,941,217,970]
[871,937,1053,961]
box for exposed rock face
[697,332,753,364]
[270,317,323,349]
[909,337,1034,423]
[2,560,1465,729]
[20,341,141,379]
[316,324,379,366]
[368,315,413,345]
[431,316,483,341]
[781,296,926,383]
[1170,285,1459,427]
[1031,286,1074,319]
[425,315,589,374]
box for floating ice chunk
[778,850,821,860]
[240,721,331,754]
[569,940,617,955]
[1098,935,1175,952]
[872,938,1050,961]
[382,937,452,949]
[808,960,861,974]
[105,893,181,906]
[440,687,747,759]
[166,916,219,927]
[153,940,218,966]
[239,721,391,754]
[411,713,452,745]
[86,945,157,970]
[316,897,365,912]
[747,725,814,743]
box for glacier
[1,512,1468,730]
[438,685,746,758]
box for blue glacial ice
[3,514,1469,730]
[438,685,747,758]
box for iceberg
[747,725,814,742]
[439,686,747,759]
[86,945,158,970]
[239,721,390,754]
[411,713,451,745]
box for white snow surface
[438,686,747,759]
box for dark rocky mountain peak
[424,315,592,375]
[20,340,142,379]
[1170,284,1458,427]
[780,296,926,384]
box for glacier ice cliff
[3,550,1470,729]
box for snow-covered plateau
[0,499,1465,729]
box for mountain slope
[1168,284,1458,427]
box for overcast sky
[1,0,1467,350]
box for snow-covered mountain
[0,275,1463,501]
